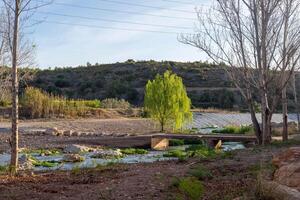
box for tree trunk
[248,100,262,144]
[292,72,300,133]
[282,85,288,141]
[10,0,19,175]
[261,91,272,145]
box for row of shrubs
[21,87,131,118]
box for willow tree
[144,70,192,132]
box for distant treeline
[1,60,300,111]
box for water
[0,150,175,171]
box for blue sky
[30,0,211,68]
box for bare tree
[1,0,50,174]
[180,0,300,145]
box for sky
[27,0,211,68]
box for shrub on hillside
[101,98,131,109]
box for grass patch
[120,148,148,155]
[188,165,213,180]
[164,149,188,160]
[270,139,300,147]
[172,177,204,200]
[212,125,252,134]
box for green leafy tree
[144,70,192,132]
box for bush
[175,177,204,200]
[101,98,131,109]
[212,125,252,134]
[0,100,11,107]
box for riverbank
[0,143,299,200]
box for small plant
[176,177,204,200]
[0,165,8,174]
[120,148,148,155]
[21,148,61,156]
[164,149,188,160]
[188,165,213,180]
[29,155,60,168]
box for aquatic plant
[120,148,148,155]
[21,148,61,156]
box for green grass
[188,165,213,180]
[212,125,252,134]
[164,149,188,160]
[172,177,204,200]
[120,148,148,155]
[29,156,60,168]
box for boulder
[91,149,122,159]
[63,144,92,154]
[272,147,300,168]
[62,154,85,163]
[274,161,300,190]
[260,179,300,200]
[272,147,300,191]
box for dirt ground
[0,146,293,200]
[0,118,158,152]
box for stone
[63,144,91,154]
[72,132,81,137]
[260,179,300,200]
[62,154,85,163]
[272,147,300,191]
[45,127,58,136]
[91,149,122,159]
[272,147,300,168]
[274,161,300,190]
[63,130,73,137]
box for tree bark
[10,0,19,175]
[261,90,271,145]
[282,85,288,141]
[248,99,262,144]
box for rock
[63,144,92,154]
[274,161,300,190]
[45,127,58,136]
[272,147,300,191]
[260,179,300,200]
[63,130,73,137]
[272,147,300,168]
[72,132,81,137]
[62,154,85,163]
[18,154,34,170]
[91,149,122,159]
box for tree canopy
[144,70,192,132]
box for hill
[2,60,299,110]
